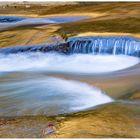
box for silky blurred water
[0,53,139,73]
[0,73,113,116]
[0,52,139,116]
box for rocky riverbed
[0,2,140,138]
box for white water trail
[0,53,139,74]
[0,76,113,116]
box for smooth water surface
[0,74,112,116]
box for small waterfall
[0,36,140,57]
[68,36,140,57]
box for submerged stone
[0,42,70,54]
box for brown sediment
[0,102,140,138]
[0,25,62,48]
[0,2,140,48]
[54,102,140,138]
[47,64,140,100]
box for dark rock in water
[0,16,25,23]
[0,42,70,55]
[0,36,140,57]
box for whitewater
[0,53,139,74]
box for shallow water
[0,53,139,73]
[0,15,140,117]
[0,74,113,116]
[0,51,139,116]
[0,15,88,30]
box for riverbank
[0,2,140,48]
[0,101,140,138]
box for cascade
[0,36,140,57]
[68,36,140,57]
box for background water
[0,16,88,31]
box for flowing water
[0,74,113,116]
[0,53,139,74]
[68,36,140,56]
[0,17,140,117]
[0,15,88,31]
[0,51,139,116]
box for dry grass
[0,2,140,17]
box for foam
[0,53,139,74]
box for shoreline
[0,101,140,138]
